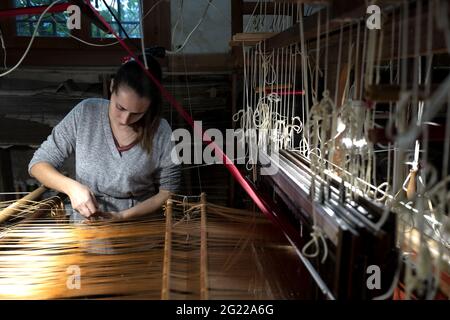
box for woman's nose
[122,112,132,124]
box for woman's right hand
[67,181,99,218]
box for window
[13,0,142,39]
[3,0,169,67]
[91,0,142,39]
[15,0,68,37]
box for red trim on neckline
[112,135,138,152]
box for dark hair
[111,56,162,155]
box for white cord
[171,0,184,44]
[0,0,62,78]
[0,26,6,69]
[244,0,261,33]
[68,34,118,47]
[139,0,148,69]
[168,0,212,54]
[302,225,328,263]
[202,0,231,24]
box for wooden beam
[230,32,276,46]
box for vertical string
[276,47,281,149]
[354,23,361,101]
[324,5,330,92]
[345,24,353,105]
[359,24,368,100]
[299,4,310,152]
[330,23,344,168]
[314,10,321,103]
[291,45,297,149]
[334,23,344,106]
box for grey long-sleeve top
[28,98,180,213]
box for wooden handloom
[0,190,307,299]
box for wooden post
[161,198,173,300]
[0,185,47,223]
[143,0,171,54]
[231,0,244,69]
[199,192,209,300]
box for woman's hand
[67,181,99,218]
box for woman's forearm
[121,190,171,219]
[31,162,170,219]
[30,162,78,195]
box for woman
[28,57,180,221]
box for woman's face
[109,84,151,127]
